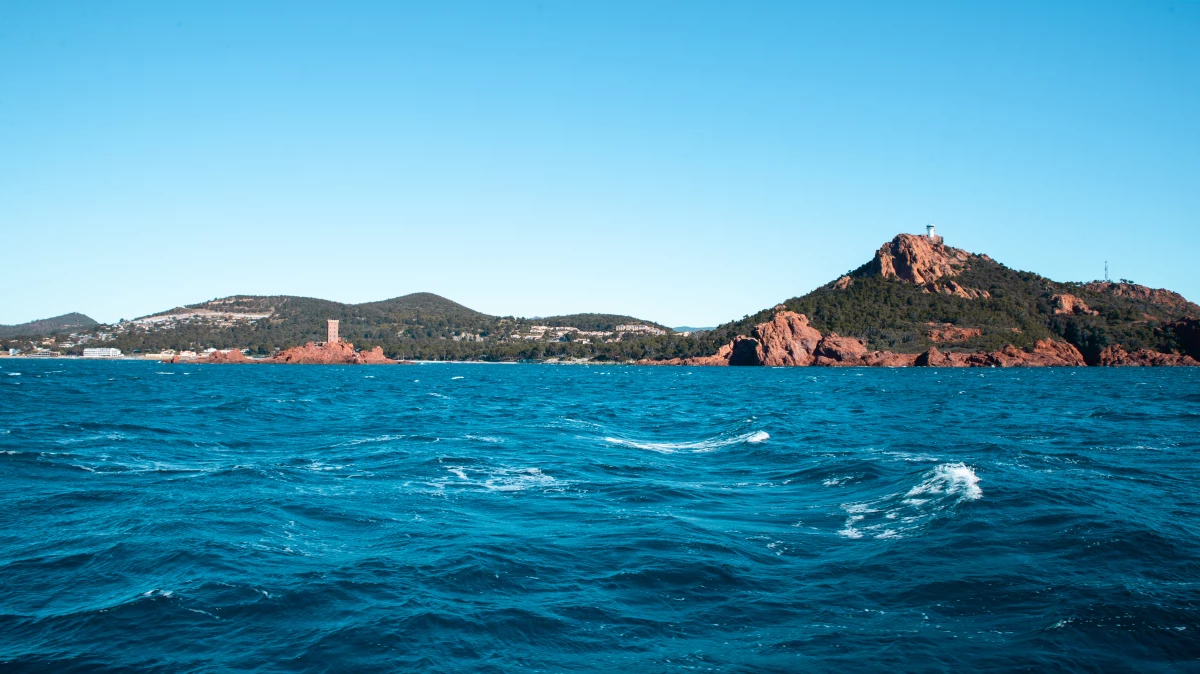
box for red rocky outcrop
[866,234,990,299]
[915,340,1086,368]
[1052,293,1099,316]
[869,234,969,285]
[1097,345,1198,367]
[643,309,1096,368]
[269,341,400,365]
[813,333,869,366]
[196,349,253,364]
[753,308,823,366]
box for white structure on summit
[327,320,339,344]
[926,224,937,238]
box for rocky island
[181,321,405,365]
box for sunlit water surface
[1,361,1198,671]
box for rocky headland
[641,307,1095,368]
[643,232,1199,368]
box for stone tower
[327,319,339,344]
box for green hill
[33,293,677,360]
[0,313,98,339]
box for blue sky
[1,1,1196,326]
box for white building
[82,347,123,359]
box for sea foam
[604,430,769,453]
[839,463,982,540]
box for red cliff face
[914,340,1085,368]
[269,341,400,365]
[647,309,926,368]
[751,308,823,366]
[813,333,869,366]
[869,234,970,285]
[864,234,991,299]
[1097,345,1198,367]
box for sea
[1,360,1198,672]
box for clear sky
[1,1,1197,327]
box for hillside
[0,313,98,339]
[672,233,1199,365]
[5,293,678,361]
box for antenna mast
[1105,261,1109,282]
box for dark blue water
[2,361,1199,672]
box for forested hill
[681,233,1200,364]
[0,313,98,339]
[20,293,681,361]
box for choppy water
[2,361,1199,672]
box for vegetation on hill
[674,254,1199,364]
[6,293,680,361]
[0,313,98,339]
[5,244,1196,364]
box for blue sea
[2,361,1199,672]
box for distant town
[1,305,681,361]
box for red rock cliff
[868,234,970,285]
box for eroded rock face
[865,234,990,299]
[1022,339,1088,367]
[833,276,854,290]
[869,234,970,285]
[751,309,823,366]
[813,333,869,365]
[914,340,1085,368]
[1052,294,1099,316]
[927,324,982,343]
[1085,282,1199,313]
[270,341,399,365]
[1097,345,1198,367]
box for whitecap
[465,435,504,443]
[838,463,982,540]
[905,462,982,502]
[6,373,20,376]
[434,465,557,492]
[604,430,769,454]
[451,376,464,380]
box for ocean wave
[465,435,504,443]
[431,466,558,493]
[604,430,769,454]
[839,462,982,540]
